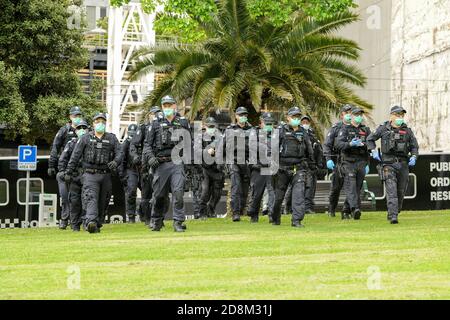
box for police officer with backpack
[367,105,419,224]
[65,112,122,233]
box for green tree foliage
[111,0,357,42]
[0,0,104,144]
[129,0,370,129]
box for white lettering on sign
[430,191,450,201]
[429,162,450,202]
[430,177,450,187]
[430,162,450,172]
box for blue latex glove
[371,150,381,161]
[365,165,370,175]
[326,160,335,170]
[350,138,362,147]
[408,156,417,167]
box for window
[0,179,9,206]
[16,178,44,205]
[86,6,96,31]
[100,7,107,18]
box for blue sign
[18,146,37,171]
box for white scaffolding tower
[106,1,155,140]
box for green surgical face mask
[163,108,174,117]
[95,122,106,133]
[72,117,82,126]
[263,124,273,132]
[76,129,86,137]
[206,128,216,134]
[394,118,405,126]
[238,116,247,124]
[290,118,301,127]
[354,115,363,124]
[344,114,352,123]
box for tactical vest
[84,133,115,168]
[280,126,307,159]
[343,125,369,157]
[155,117,189,157]
[381,126,410,157]
[227,124,253,161]
[63,125,77,149]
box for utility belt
[341,153,368,163]
[382,155,408,164]
[84,168,109,174]
[279,162,307,174]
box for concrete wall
[391,0,450,152]
[339,0,392,127]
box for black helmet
[261,112,276,124]
[340,104,354,113]
[128,124,138,132]
[75,119,88,129]
[235,107,248,115]
[287,106,302,116]
[93,112,107,121]
[390,105,406,114]
[69,106,82,116]
[204,117,217,126]
[149,106,161,114]
[161,95,176,105]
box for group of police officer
[48,95,419,234]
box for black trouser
[229,164,251,215]
[272,167,307,224]
[199,167,224,217]
[191,166,203,217]
[69,174,84,229]
[125,168,140,218]
[383,162,409,220]
[305,169,317,212]
[139,169,153,223]
[151,161,186,223]
[283,183,292,214]
[82,172,112,228]
[328,163,350,213]
[247,168,274,218]
[56,172,70,221]
[341,160,367,212]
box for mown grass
[0,211,449,300]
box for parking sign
[18,146,37,171]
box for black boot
[232,213,241,222]
[150,219,163,231]
[390,215,398,224]
[352,209,361,220]
[87,221,99,234]
[59,219,68,230]
[250,215,258,223]
[291,221,305,228]
[173,220,186,232]
[329,211,336,217]
[128,215,136,223]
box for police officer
[49,106,83,229]
[247,112,276,223]
[58,120,88,231]
[119,124,139,223]
[367,105,419,224]
[272,106,314,227]
[323,104,353,217]
[65,113,122,233]
[198,117,225,219]
[224,107,254,222]
[335,107,371,220]
[301,115,326,214]
[130,106,163,225]
[143,95,190,232]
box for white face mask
[302,124,310,130]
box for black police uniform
[66,131,122,232]
[198,127,225,219]
[272,123,314,226]
[367,119,419,222]
[186,123,204,219]
[323,121,351,216]
[58,137,85,231]
[143,115,190,231]
[247,125,275,222]
[304,127,326,213]
[335,122,371,219]
[50,123,77,224]
[119,128,140,222]
[223,121,254,221]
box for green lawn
[1,211,449,300]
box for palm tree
[129,0,371,128]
